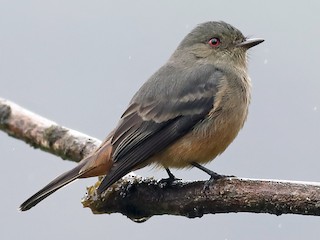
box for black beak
[237,38,264,49]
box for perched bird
[19,21,263,211]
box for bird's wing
[98,64,224,193]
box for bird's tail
[19,158,89,211]
[19,137,114,211]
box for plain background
[1,1,320,239]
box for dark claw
[158,177,181,185]
[204,173,235,191]
[190,162,235,190]
[159,168,181,185]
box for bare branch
[0,98,100,162]
[82,176,320,221]
[1,97,320,220]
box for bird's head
[172,21,264,69]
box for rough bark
[1,97,320,220]
[0,98,100,162]
[83,176,320,221]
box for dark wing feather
[97,64,224,193]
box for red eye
[208,38,221,47]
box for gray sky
[1,1,320,239]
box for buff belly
[150,108,247,169]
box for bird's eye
[208,38,221,47]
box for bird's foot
[159,168,181,186]
[190,162,235,190]
[158,176,181,185]
[203,172,235,190]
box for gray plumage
[98,21,263,193]
[19,21,263,210]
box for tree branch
[83,176,320,221]
[1,97,320,220]
[0,98,100,162]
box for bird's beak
[237,38,264,49]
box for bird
[19,21,264,211]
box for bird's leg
[165,168,176,180]
[191,162,234,189]
[191,162,226,180]
[159,168,181,185]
